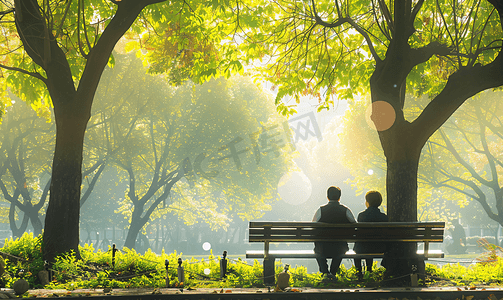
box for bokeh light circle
[204,268,211,275]
[368,169,374,175]
[365,101,396,131]
[278,171,312,205]
[202,242,211,251]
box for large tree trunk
[386,159,418,223]
[384,157,421,284]
[369,28,425,281]
[44,115,88,260]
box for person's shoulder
[378,209,389,221]
[338,202,351,209]
[358,208,369,216]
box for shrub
[0,233,44,288]
[1,233,503,290]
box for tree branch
[0,63,46,83]
[76,0,167,117]
[377,0,394,36]
[80,162,106,207]
[410,41,452,67]
[412,49,503,146]
[310,0,382,63]
[439,129,492,187]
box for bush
[0,233,44,288]
[1,233,503,290]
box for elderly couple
[312,186,388,281]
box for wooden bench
[246,221,445,285]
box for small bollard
[44,260,52,282]
[220,250,227,278]
[111,244,118,269]
[411,264,418,287]
[165,260,169,287]
[177,258,184,285]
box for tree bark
[44,115,88,260]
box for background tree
[421,91,503,227]
[87,54,294,250]
[0,98,52,237]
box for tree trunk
[43,116,87,261]
[9,203,29,238]
[386,159,418,222]
[370,69,424,284]
[384,158,421,285]
[124,208,144,249]
[27,208,43,237]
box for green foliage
[2,234,503,290]
[426,257,503,286]
[0,233,44,288]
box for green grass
[1,233,502,291]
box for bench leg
[263,257,275,286]
[415,258,426,285]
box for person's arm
[346,208,357,223]
[312,208,321,222]
[357,212,363,222]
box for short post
[44,260,52,282]
[220,250,227,278]
[165,260,169,287]
[177,258,184,285]
[111,244,118,269]
[410,263,418,287]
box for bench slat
[245,249,445,259]
[249,221,446,228]
[249,227,444,242]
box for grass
[0,233,502,293]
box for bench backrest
[248,221,445,243]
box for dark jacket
[314,201,353,257]
[353,206,388,253]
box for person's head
[327,186,341,201]
[365,190,382,207]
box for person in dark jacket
[353,190,388,279]
[447,222,467,254]
[312,186,356,280]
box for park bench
[246,221,445,285]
